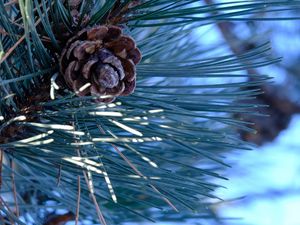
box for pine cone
[60,25,141,102]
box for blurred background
[194,8,300,225]
[207,12,300,225]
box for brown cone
[60,25,141,102]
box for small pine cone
[60,25,141,102]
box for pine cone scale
[66,40,81,60]
[87,26,109,40]
[82,58,98,79]
[121,59,136,82]
[128,48,142,64]
[64,61,77,87]
[122,80,136,95]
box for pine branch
[1,0,300,224]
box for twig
[75,176,81,225]
[82,170,107,225]
[4,0,18,8]
[0,35,25,65]
[0,149,3,189]
[0,28,11,36]
[10,159,19,217]
[56,164,62,186]
[0,196,15,225]
[72,121,107,225]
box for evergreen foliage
[0,0,299,224]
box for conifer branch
[1,1,300,224]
